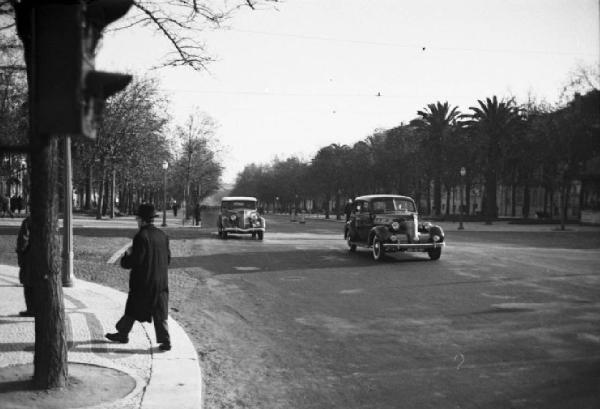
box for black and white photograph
[1,1,599,408]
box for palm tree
[413,101,461,216]
[468,96,522,222]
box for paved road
[2,213,598,409]
[166,213,600,409]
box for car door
[356,200,373,242]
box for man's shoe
[18,311,34,317]
[159,343,171,351]
[105,332,129,343]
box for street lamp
[459,166,466,230]
[162,160,168,227]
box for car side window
[358,202,368,214]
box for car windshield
[222,201,256,211]
[371,198,415,213]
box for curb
[0,264,202,409]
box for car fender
[428,225,445,242]
[370,226,391,244]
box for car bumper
[222,227,266,234]
[382,241,445,251]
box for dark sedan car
[344,194,445,261]
[217,196,266,240]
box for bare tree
[173,109,221,219]
[0,0,280,390]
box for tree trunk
[426,181,432,215]
[560,180,571,230]
[484,170,497,223]
[96,163,106,220]
[522,183,530,219]
[102,177,109,216]
[543,186,550,216]
[110,168,115,218]
[465,180,471,216]
[511,183,517,217]
[415,179,422,212]
[433,176,442,216]
[445,186,451,216]
[84,167,92,210]
[30,137,68,389]
[128,186,134,214]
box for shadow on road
[171,247,432,274]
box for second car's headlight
[230,215,237,221]
[391,222,400,231]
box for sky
[97,0,600,184]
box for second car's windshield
[222,201,256,210]
[371,198,415,213]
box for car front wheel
[345,230,357,252]
[257,231,264,240]
[372,237,385,261]
[428,247,442,260]
[347,235,357,252]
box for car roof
[221,196,257,202]
[354,194,414,202]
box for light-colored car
[217,196,266,240]
[344,194,445,261]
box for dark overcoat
[16,217,34,286]
[120,224,171,322]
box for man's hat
[135,203,158,221]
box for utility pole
[62,136,73,287]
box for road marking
[107,243,130,264]
[340,289,363,294]
[233,266,260,271]
[454,353,465,370]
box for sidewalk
[0,212,197,229]
[0,264,201,409]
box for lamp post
[162,160,168,227]
[459,166,466,230]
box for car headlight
[432,234,441,242]
[391,221,400,231]
[230,215,237,221]
[390,235,398,242]
[250,213,258,221]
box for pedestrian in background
[105,203,172,351]
[193,203,201,227]
[1,194,13,217]
[16,216,34,316]
[344,198,354,222]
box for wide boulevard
[2,212,599,409]
[167,212,600,409]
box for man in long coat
[16,216,35,316]
[105,203,172,351]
